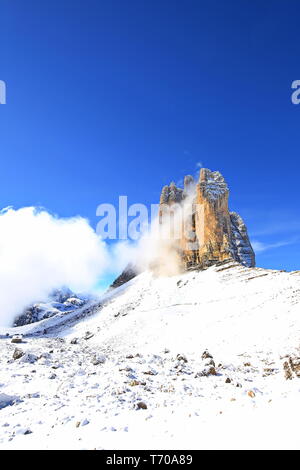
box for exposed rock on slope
[110,264,138,289]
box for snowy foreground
[0,261,300,450]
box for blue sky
[1,0,300,272]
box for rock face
[110,264,138,289]
[158,168,255,270]
[230,212,256,268]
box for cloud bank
[0,207,110,327]
[0,203,187,327]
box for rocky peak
[112,168,255,288]
[198,168,229,203]
[159,168,255,270]
[160,182,183,204]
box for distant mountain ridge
[13,288,89,327]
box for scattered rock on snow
[201,350,213,360]
[51,364,63,369]
[203,358,216,367]
[11,335,23,344]
[143,368,158,376]
[284,356,300,380]
[13,348,24,360]
[195,365,217,377]
[81,419,89,426]
[148,354,163,365]
[26,392,40,399]
[40,352,51,359]
[119,366,134,372]
[19,352,38,364]
[15,427,32,435]
[136,401,147,410]
[83,331,94,340]
[283,360,293,380]
[92,354,106,365]
[24,429,33,435]
[75,418,90,427]
[176,353,188,363]
[263,368,275,377]
[129,380,146,386]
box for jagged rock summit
[159,168,255,270]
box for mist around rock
[0,204,190,327]
[0,169,257,327]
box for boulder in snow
[11,335,23,344]
[92,354,106,365]
[13,348,24,360]
[19,352,38,364]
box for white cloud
[0,207,110,327]
[252,239,297,253]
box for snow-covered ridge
[0,262,299,449]
[3,260,300,346]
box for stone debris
[83,331,94,341]
[11,335,23,344]
[195,365,217,378]
[283,356,300,380]
[195,351,217,377]
[202,350,213,360]
[136,401,147,410]
[12,348,24,360]
[92,354,106,365]
[176,353,188,363]
[19,352,38,364]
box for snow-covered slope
[0,261,300,450]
